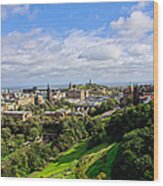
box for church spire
[69,82,72,90]
[47,84,52,102]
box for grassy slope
[29,140,118,179]
[29,140,88,178]
[86,143,119,179]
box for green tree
[29,127,39,141]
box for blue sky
[2,2,153,36]
[2,3,133,35]
[1,1,154,87]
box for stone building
[66,89,89,100]
[35,94,44,105]
[16,95,35,107]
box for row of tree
[1,116,42,158]
[2,142,53,177]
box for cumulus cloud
[110,11,153,39]
[79,44,122,61]
[1,2,154,87]
[127,43,152,56]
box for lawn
[86,143,119,179]
[29,140,117,179]
[30,140,88,178]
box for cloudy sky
[1,1,154,87]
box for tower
[47,84,52,102]
[69,82,72,90]
[133,85,139,105]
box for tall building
[133,85,139,105]
[69,82,72,90]
[47,84,52,102]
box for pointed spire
[69,82,72,90]
[47,84,52,102]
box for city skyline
[2,1,154,87]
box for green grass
[85,143,108,155]
[30,140,88,178]
[86,143,119,179]
[75,142,116,179]
[29,140,118,179]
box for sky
[1,1,154,87]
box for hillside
[29,140,119,179]
[2,102,154,180]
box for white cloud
[127,43,152,56]
[1,28,153,86]
[1,2,154,87]
[111,11,153,39]
[79,44,122,61]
